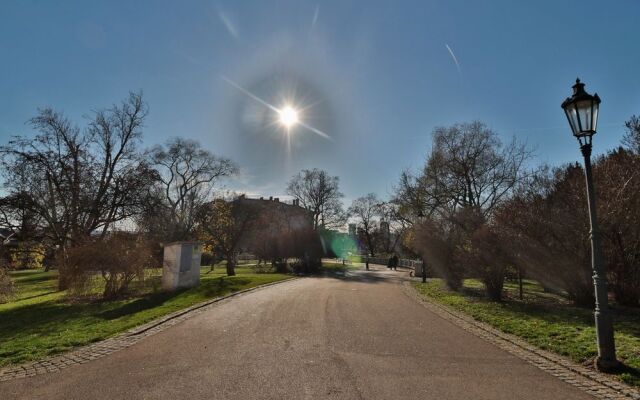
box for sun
[278,105,299,128]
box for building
[235,195,313,232]
[348,223,356,238]
[379,220,390,237]
[232,195,316,258]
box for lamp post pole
[580,143,617,370]
[562,78,618,371]
[417,210,427,283]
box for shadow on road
[310,265,411,285]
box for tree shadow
[494,297,640,339]
[13,291,60,302]
[459,286,488,299]
[613,362,640,386]
[97,291,181,320]
[335,273,388,284]
[201,277,252,297]
[0,301,106,341]
[13,274,55,284]
[302,268,390,284]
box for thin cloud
[218,10,238,39]
[445,43,461,75]
[308,5,319,37]
[311,5,320,29]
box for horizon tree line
[2,91,639,308]
[0,92,395,297]
[394,118,640,307]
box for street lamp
[561,78,618,371]
[417,210,427,284]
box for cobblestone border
[0,277,299,382]
[403,280,640,400]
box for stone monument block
[162,241,202,291]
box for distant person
[392,254,399,271]
[387,257,393,270]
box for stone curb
[403,280,640,400]
[0,277,300,382]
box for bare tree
[376,201,407,254]
[427,121,533,218]
[286,168,345,229]
[147,138,237,241]
[0,192,41,242]
[348,193,381,256]
[622,115,640,154]
[0,92,156,286]
[394,121,533,295]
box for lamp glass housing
[561,79,600,144]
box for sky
[1,0,639,204]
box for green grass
[320,260,359,274]
[413,279,640,386]
[0,266,291,367]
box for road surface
[0,266,593,399]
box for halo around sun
[279,105,299,128]
[221,75,331,141]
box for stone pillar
[162,242,202,291]
[413,261,425,277]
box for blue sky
[1,0,639,203]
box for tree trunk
[57,247,70,291]
[226,255,236,276]
[518,265,523,301]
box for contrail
[445,44,461,75]
[308,5,320,37]
[218,11,238,39]
[221,76,333,141]
[311,5,319,29]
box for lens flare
[221,75,332,141]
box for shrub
[493,166,595,306]
[0,264,14,303]
[596,148,640,306]
[63,235,155,299]
[464,225,511,301]
[410,219,464,291]
[200,251,217,267]
[9,243,45,269]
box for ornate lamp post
[417,210,427,284]
[561,78,618,371]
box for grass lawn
[0,266,291,367]
[320,260,360,274]
[413,279,640,386]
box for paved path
[0,267,595,399]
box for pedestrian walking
[392,254,399,271]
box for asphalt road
[0,266,594,400]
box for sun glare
[279,106,299,128]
